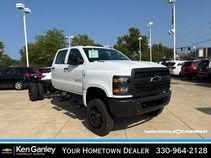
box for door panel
[51,49,68,90]
[64,65,83,94]
[63,49,84,95]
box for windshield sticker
[88,49,99,58]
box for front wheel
[145,107,164,117]
[87,99,113,136]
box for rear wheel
[87,99,113,136]
[28,83,39,101]
[145,107,164,117]
[14,81,23,90]
[37,83,44,100]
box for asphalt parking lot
[0,78,210,139]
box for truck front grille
[130,68,171,98]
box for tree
[0,41,18,68]
[19,29,66,67]
[152,43,173,62]
[71,34,101,46]
[114,27,149,60]
[0,41,4,58]
[0,54,18,68]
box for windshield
[83,48,130,62]
[183,62,192,67]
[167,62,176,67]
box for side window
[2,68,11,75]
[9,68,15,74]
[68,49,84,64]
[55,50,68,64]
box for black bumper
[108,91,171,117]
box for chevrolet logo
[150,75,162,82]
[1,148,13,154]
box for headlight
[113,76,131,95]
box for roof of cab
[57,45,113,51]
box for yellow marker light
[113,88,120,94]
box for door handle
[51,67,55,70]
[64,67,68,71]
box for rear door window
[55,50,68,64]
[17,68,27,74]
[2,68,11,75]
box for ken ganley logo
[15,146,56,156]
[1,148,13,154]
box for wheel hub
[89,108,102,128]
[15,82,22,89]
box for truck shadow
[50,97,152,133]
[196,107,211,115]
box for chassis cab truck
[28,46,171,136]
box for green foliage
[0,41,18,68]
[0,41,4,58]
[152,43,173,62]
[0,54,18,68]
[71,34,101,46]
[19,30,102,67]
[114,27,173,61]
[114,27,149,60]
[18,27,174,67]
[20,29,66,67]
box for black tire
[14,81,24,90]
[36,83,44,100]
[87,99,113,136]
[28,83,39,101]
[145,107,164,117]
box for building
[197,47,211,58]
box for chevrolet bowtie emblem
[150,75,161,82]
[1,148,13,154]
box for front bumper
[108,91,171,117]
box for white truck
[28,46,171,136]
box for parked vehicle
[168,61,185,76]
[197,59,211,81]
[181,60,201,79]
[38,67,51,81]
[0,67,40,90]
[26,67,42,80]
[28,46,171,136]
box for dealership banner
[0,143,210,157]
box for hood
[85,60,166,75]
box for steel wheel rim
[89,108,103,128]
